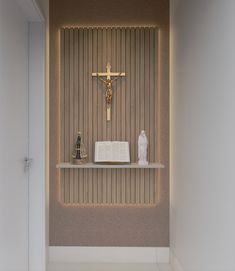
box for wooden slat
[69,29,74,203]
[106,28,112,204]
[135,28,140,204]
[73,28,79,203]
[144,28,150,204]
[125,28,131,204]
[101,29,107,204]
[60,27,160,206]
[140,28,145,205]
[121,28,126,205]
[111,28,117,204]
[78,29,84,204]
[116,28,121,204]
[92,29,99,204]
[64,29,70,204]
[155,28,160,205]
[149,28,155,204]
[60,29,65,203]
[87,29,93,204]
[130,28,134,204]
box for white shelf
[56,162,165,169]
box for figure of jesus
[98,75,121,107]
[138,130,149,166]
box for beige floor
[47,263,172,271]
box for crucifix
[92,62,125,121]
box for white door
[0,0,30,270]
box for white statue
[138,130,148,165]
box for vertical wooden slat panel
[60,27,159,206]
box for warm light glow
[59,199,158,209]
[61,25,160,30]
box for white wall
[0,0,46,270]
[170,0,235,270]
[0,0,29,269]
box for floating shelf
[56,162,165,169]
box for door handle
[24,157,33,172]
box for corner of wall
[170,249,184,271]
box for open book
[94,141,130,163]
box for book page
[95,142,112,161]
[95,141,130,163]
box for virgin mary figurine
[138,130,149,165]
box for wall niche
[59,27,162,206]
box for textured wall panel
[60,27,159,205]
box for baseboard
[49,246,169,264]
[170,250,184,271]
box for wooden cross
[92,62,125,121]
